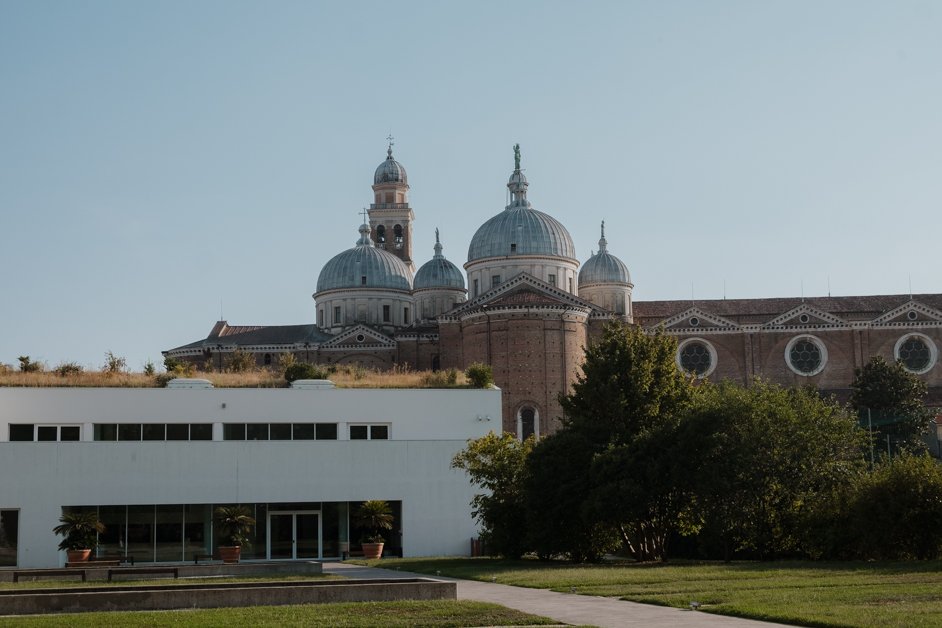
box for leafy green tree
[451,432,534,558]
[213,505,256,548]
[680,381,866,560]
[851,356,932,454]
[524,430,617,561]
[845,453,942,559]
[587,419,695,561]
[560,323,691,447]
[284,362,330,383]
[353,500,394,544]
[555,322,693,561]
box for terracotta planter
[66,549,92,563]
[218,546,241,564]
[361,542,384,560]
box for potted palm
[213,505,256,563]
[353,500,394,560]
[53,511,105,563]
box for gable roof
[441,273,604,319]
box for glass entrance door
[268,511,320,559]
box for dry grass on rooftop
[0,364,472,389]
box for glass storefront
[61,501,399,563]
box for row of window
[7,423,390,442]
[471,275,574,298]
[319,305,411,326]
[677,333,939,378]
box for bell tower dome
[369,137,415,272]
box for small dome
[467,151,576,262]
[579,222,631,286]
[415,231,465,290]
[374,145,408,185]
[316,224,413,292]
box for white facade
[0,386,499,569]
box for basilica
[165,145,942,436]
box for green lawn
[363,557,942,628]
[0,600,557,627]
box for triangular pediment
[320,325,396,350]
[764,303,846,328]
[872,300,942,326]
[659,306,739,331]
[443,273,601,319]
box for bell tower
[369,137,415,272]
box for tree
[103,351,127,374]
[851,356,931,454]
[680,381,866,560]
[213,505,256,548]
[556,322,694,561]
[845,453,942,559]
[284,362,330,383]
[18,356,42,373]
[353,500,394,544]
[524,430,617,561]
[464,363,494,388]
[226,349,256,373]
[560,323,691,447]
[451,432,534,558]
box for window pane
[190,424,213,441]
[293,423,316,440]
[246,424,269,441]
[370,425,389,440]
[223,424,246,440]
[270,423,292,440]
[60,426,81,441]
[143,424,166,441]
[9,425,34,441]
[155,505,184,562]
[316,423,338,440]
[94,424,117,441]
[350,425,368,440]
[166,424,189,440]
[118,424,142,441]
[37,426,58,441]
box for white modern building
[0,382,499,569]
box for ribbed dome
[468,207,577,262]
[468,153,576,262]
[579,222,631,285]
[374,146,408,185]
[415,231,465,290]
[316,224,413,292]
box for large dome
[415,232,465,290]
[316,224,413,293]
[468,207,577,262]
[579,223,631,285]
[374,146,408,185]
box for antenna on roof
[909,274,913,299]
[220,298,224,322]
[827,275,831,298]
[691,281,695,305]
[723,280,726,300]
[800,280,804,302]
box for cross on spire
[360,207,369,224]
[387,134,395,157]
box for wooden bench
[193,553,219,564]
[68,560,120,568]
[107,567,179,582]
[13,568,86,583]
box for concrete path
[322,562,789,628]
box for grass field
[362,557,942,628]
[0,600,557,627]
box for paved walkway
[322,562,788,628]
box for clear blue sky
[2,0,941,371]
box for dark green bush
[284,362,330,383]
[465,362,494,388]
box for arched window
[431,355,441,371]
[517,406,539,441]
[263,353,272,366]
[376,225,386,245]
[394,224,404,249]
